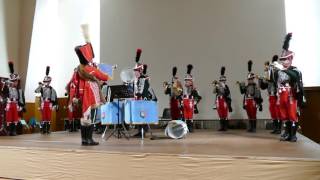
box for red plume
[135,48,142,63]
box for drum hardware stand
[102,85,133,140]
[104,98,130,140]
[136,123,155,140]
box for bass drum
[165,120,188,139]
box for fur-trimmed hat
[8,61,20,81]
[43,66,52,82]
[280,33,294,60]
[75,24,95,65]
[133,48,144,72]
[184,64,193,81]
[247,60,255,80]
[219,66,226,82]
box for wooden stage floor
[0,130,319,179]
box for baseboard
[156,119,273,130]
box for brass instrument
[269,61,285,70]
[163,80,183,97]
[172,80,183,97]
[163,81,169,88]
[211,80,218,85]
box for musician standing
[65,68,82,132]
[75,24,110,146]
[183,64,202,132]
[5,62,25,136]
[35,66,57,134]
[132,49,152,137]
[164,67,183,121]
[258,56,281,134]
[238,61,263,133]
[276,33,305,142]
[212,66,232,131]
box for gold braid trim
[77,65,98,82]
[77,65,106,105]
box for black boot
[225,120,229,131]
[252,120,256,133]
[290,122,298,142]
[8,123,13,136]
[72,120,78,132]
[87,125,99,146]
[187,120,194,133]
[69,121,73,132]
[64,120,69,131]
[275,120,282,134]
[218,119,224,131]
[221,119,227,131]
[81,126,88,145]
[47,123,51,134]
[41,122,46,134]
[9,123,17,136]
[280,121,291,141]
[270,120,278,134]
[133,125,142,137]
[13,123,17,136]
[247,120,253,132]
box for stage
[0,130,319,179]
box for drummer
[132,49,152,138]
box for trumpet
[163,81,169,88]
[211,80,219,88]
[38,82,45,87]
[269,61,285,70]
[211,80,218,85]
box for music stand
[104,85,134,140]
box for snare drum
[125,100,158,124]
[100,101,125,125]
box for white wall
[0,0,35,84]
[0,0,9,77]
[101,0,286,119]
[25,0,99,102]
[0,0,21,78]
[284,0,320,87]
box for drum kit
[100,67,189,140]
